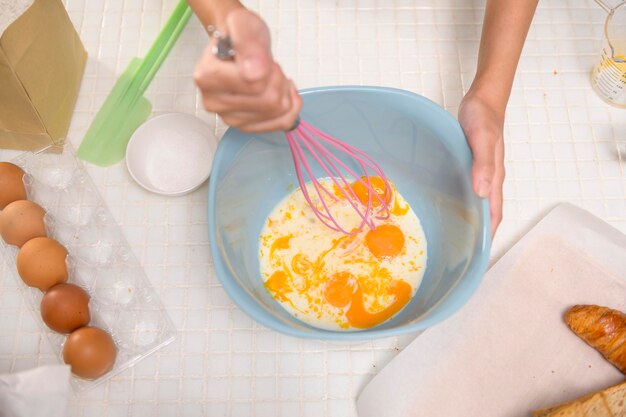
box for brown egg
[0,162,27,209]
[63,326,117,379]
[17,237,68,291]
[40,283,90,333]
[0,200,47,247]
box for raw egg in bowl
[208,86,490,340]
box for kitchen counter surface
[0,0,624,416]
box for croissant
[565,305,626,374]
[532,380,626,417]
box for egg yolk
[365,224,405,259]
[324,272,357,308]
[351,176,391,207]
[346,279,412,328]
[323,272,412,328]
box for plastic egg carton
[0,145,177,392]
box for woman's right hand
[193,8,302,132]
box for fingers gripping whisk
[206,25,235,60]
[206,28,392,234]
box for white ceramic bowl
[126,113,218,196]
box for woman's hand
[458,0,538,238]
[192,8,302,132]
[458,90,506,237]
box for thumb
[226,11,272,82]
[234,39,272,82]
[468,132,497,198]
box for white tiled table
[0,0,624,416]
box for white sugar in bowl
[126,113,218,196]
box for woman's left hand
[458,90,506,238]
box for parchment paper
[357,203,626,417]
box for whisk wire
[299,130,375,223]
[286,131,349,232]
[298,121,392,216]
[286,120,393,234]
[299,121,392,207]
[295,128,376,232]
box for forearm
[186,0,244,27]
[469,0,539,115]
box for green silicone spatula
[77,0,193,166]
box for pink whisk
[285,119,392,235]
[208,28,392,234]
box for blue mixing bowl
[208,86,490,340]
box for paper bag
[0,0,87,151]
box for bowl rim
[207,85,491,340]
